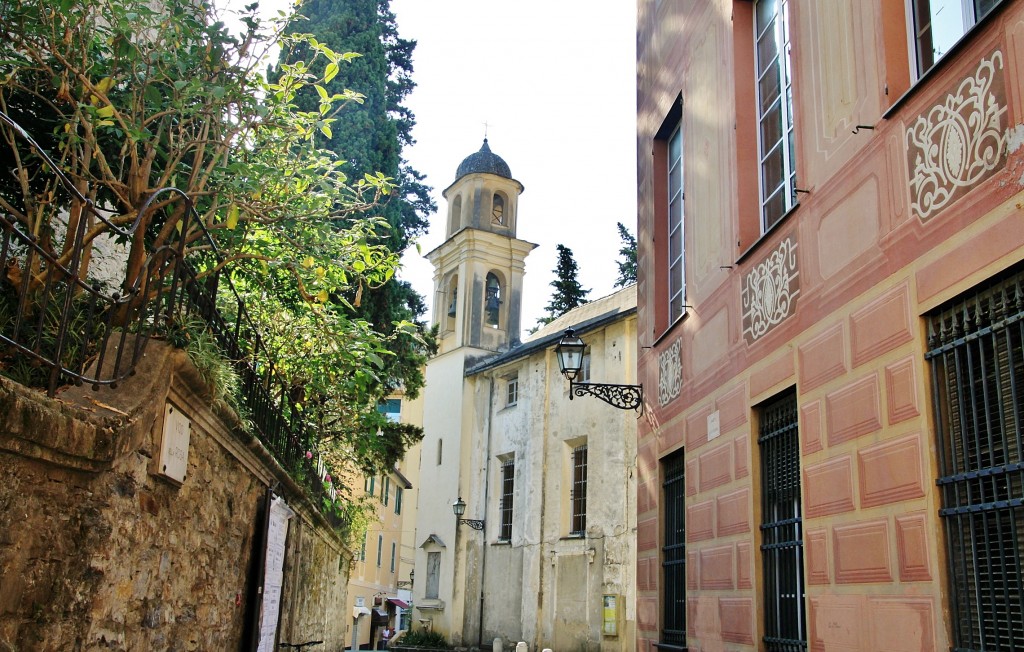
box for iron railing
[0,111,344,528]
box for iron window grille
[759,390,806,652]
[754,0,798,232]
[499,459,515,542]
[662,449,687,646]
[927,267,1024,651]
[571,444,589,536]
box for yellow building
[344,392,421,649]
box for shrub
[396,629,449,649]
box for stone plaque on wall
[157,403,190,484]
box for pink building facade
[635,1,1024,650]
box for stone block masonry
[0,340,352,651]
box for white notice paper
[256,495,294,652]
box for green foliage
[0,283,96,388]
[614,222,637,288]
[0,0,428,481]
[165,318,247,419]
[276,0,436,399]
[397,630,450,649]
[539,244,590,326]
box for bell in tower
[426,138,536,354]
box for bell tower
[426,139,536,354]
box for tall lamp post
[555,329,643,411]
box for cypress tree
[276,0,436,397]
[543,244,591,322]
[614,222,637,288]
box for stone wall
[0,341,352,651]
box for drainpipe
[478,375,495,648]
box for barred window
[499,458,515,542]
[571,444,588,536]
[927,267,1024,650]
[759,389,806,651]
[662,449,686,646]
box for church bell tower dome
[454,138,512,181]
[428,137,536,353]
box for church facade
[410,141,639,652]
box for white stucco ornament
[906,50,1007,221]
[742,236,799,344]
[658,338,682,406]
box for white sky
[391,1,637,330]
[221,0,637,331]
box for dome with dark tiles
[455,138,512,180]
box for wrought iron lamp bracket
[457,518,485,531]
[569,380,644,412]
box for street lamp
[555,329,643,411]
[452,496,485,531]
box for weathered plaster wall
[0,341,350,651]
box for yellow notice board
[602,594,619,637]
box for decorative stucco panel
[658,338,683,406]
[742,236,800,344]
[906,50,1008,221]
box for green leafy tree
[276,0,436,400]
[614,222,637,287]
[0,0,422,473]
[541,244,591,324]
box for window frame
[580,346,592,383]
[926,265,1024,650]
[395,486,403,515]
[652,96,685,337]
[570,444,588,537]
[662,450,687,646]
[506,375,519,407]
[390,542,397,573]
[667,122,685,325]
[758,389,806,650]
[753,0,798,233]
[377,533,384,568]
[499,458,515,542]
[909,0,1004,79]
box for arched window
[485,273,502,327]
[447,278,458,318]
[450,195,463,234]
[491,193,505,225]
